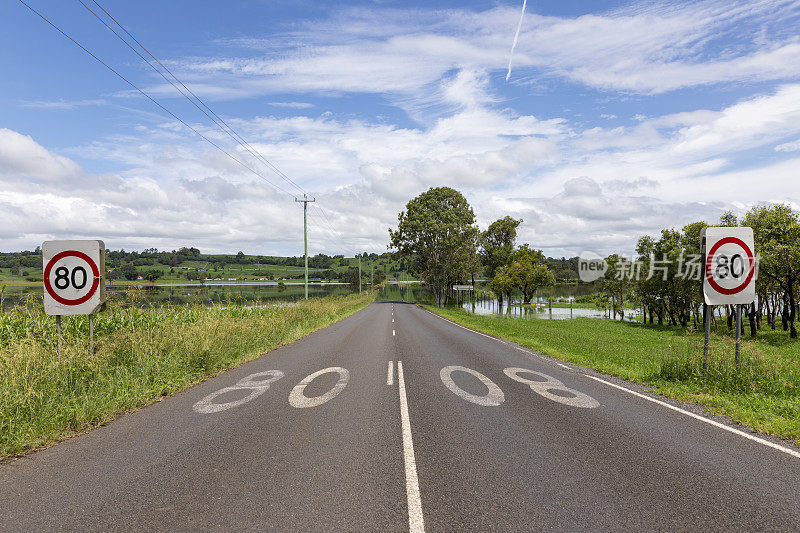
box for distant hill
[1,247,580,285]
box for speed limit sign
[702,227,756,305]
[42,240,107,315]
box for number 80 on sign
[702,227,757,305]
[42,240,107,316]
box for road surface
[1,302,798,531]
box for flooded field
[458,298,642,321]
[0,281,355,311]
[377,283,641,321]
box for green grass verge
[424,306,800,445]
[0,291,375,459]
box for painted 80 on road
[42,240,107,315]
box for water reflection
[461,298,641,321]
[376,284,641,321]
[0,282,354,310]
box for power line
[78,0,307,197]
[308,210,339,242]
[21,0,350,252]
[80,0,351,246]
[312,203,342,241]
[17,0,295,198]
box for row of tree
[481,217,556,304]
[597,204,800,339]
[388,188,800,342]
[389,187,556,305]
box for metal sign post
[56,315,62,357]
[703,303,710,373]
[452,285,473,309]
[701,227,756,373]
[735,304,742,369]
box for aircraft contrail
[506,0,528,81]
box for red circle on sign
[705,237,754,295]
[43,250,100,305]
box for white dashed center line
[397,361,425,532]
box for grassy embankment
[0,290,375,459]
[425,306,800,444]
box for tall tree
[508,246,556,303]
[389,187,479,305]
[480,217,522,279]
[681,220,708,328]
[489,265,515,306]
[635,235,657,323]
[602,254,634,320]
[743,204,800,338]
[719,211,738,227]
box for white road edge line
[428,311,507,344]
[387,361,394,386]
[583,374,800,460]
[397,361,425,532]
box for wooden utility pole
[295,195,315,299]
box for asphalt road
[1,301,799,532]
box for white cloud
[19,99,107,110]
[148,0,800,106]
[7,75,800,256]
[267,101,315,109]
[5,0,800,256]
[775,139,800,152]
[0,129,83,185]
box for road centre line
[387,361,394,386]
[393,329,396,336]
[397,361,425,533]
[583,374,800,460]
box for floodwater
[377,284,641,321]
[458,298,641,321]
[0,281,355,310]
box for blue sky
[2,0,800,256]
